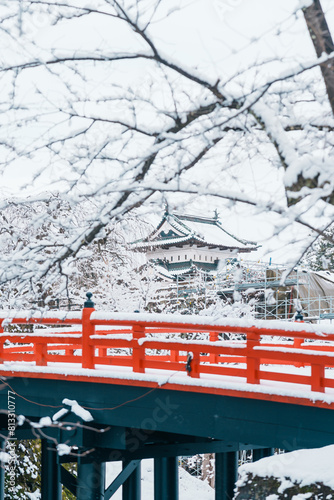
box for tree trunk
[303,0,334,116]
[201,453,215,488]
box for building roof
[132,212,258,252]
[156,262,217,281]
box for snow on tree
[0,194,150,308]
[302,223,334,271]
[0,0,333,288]
[4,440,41,500]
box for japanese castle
[133,211,258,281]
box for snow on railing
[0,304,334,396]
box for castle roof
[132,212,258,252]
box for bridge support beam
[122,459,141,500]
[41,439,62,500]
[253,448,275,461]
[215,451,238,500]
[154,457,179,500]
[77,460,105,500]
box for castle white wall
[147,246,237,263]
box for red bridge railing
[0,303,334,396]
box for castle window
[170,256,173,262]
[199,255,201,260]
[205,256,207,261]
[178,255,180,261]
[185,255,187,260]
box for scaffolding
[216,260,334,321]
[148,259,334,321]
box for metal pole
[215,451,238,500]
[154,457,178,500]
[308,271,310,316]
[82,292,96,369]
[177,275,179,312]
[264,267,267,320]
[123,460,141,500]
[41,439,62,500]
[77,461,105,500]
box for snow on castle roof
[132,212,258,252]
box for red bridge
[1,296,334,499]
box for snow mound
[237,445,334,490]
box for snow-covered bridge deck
[1,304,334,410]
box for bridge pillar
[154,457,179,500]
[253,448,275,461]
[77,460,105,500]
[215,451,238,500]
[122,459,141,500]
[41,439,62,500]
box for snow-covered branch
[0,0,333,289]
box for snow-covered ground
[237,445,334,492]
[106,460,214,499]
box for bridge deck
[0,308,334,410]
[2,358,334,411]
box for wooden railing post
[132,325,145,373]
[293,337,304,368]
[210,331,219,364]
[189,351,200,378]
[186,351,200,378]
[35,343,47,366]
[311,364,325,392]
[294,311,304,367]
[98,347,108,358]
[169,349,179,363]
[82,292,95,369]
[246,331,260,384]
[293,338,303,348]
[169,335,179,363]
